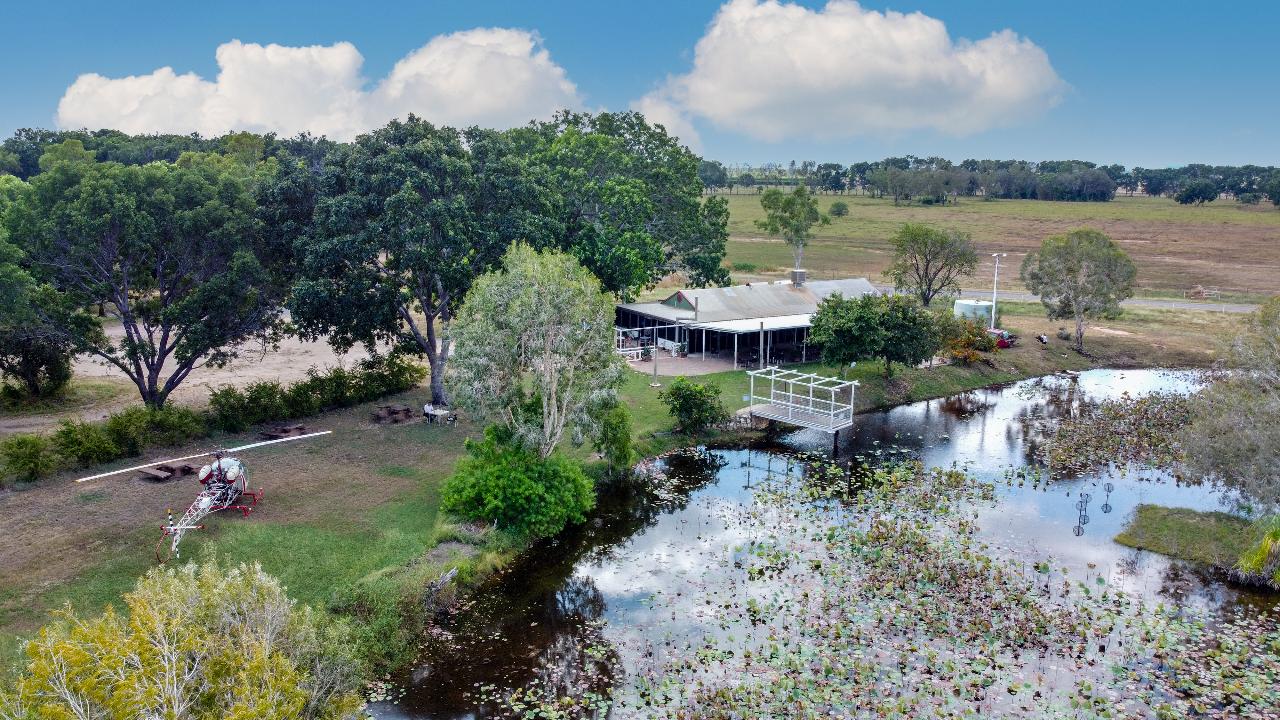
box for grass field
[719,193,1280,301]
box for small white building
[615,274,878,369]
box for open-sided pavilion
[614,275,877,369]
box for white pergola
[746,366,857,433]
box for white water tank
[953,299,993,326]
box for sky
[1,0,1276,168]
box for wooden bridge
[746,367,857,434]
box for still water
[371,368,1271,719]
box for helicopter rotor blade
[75,430,332,483]
[223,430,332,454]
[76,450,216,483]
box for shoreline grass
[1114,504,1260,570]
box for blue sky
[2,0,1276,168]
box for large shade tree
[1020,228,1137,352]
[884,223,978,307]
[524,111,730,297]
[449,244,624,458]
[4,146,284,407]
[291,118,558,405]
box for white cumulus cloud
[639,0,1065,143]
[56,30,581,139]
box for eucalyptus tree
[884,223,978,307]
[291,117,558,405]
[1020,228,1136,352]
[756,185,829,270]
[4,147,284,407]
[449,244,623,459]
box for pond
[370,368,1275,719]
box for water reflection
[375,369,1274,719]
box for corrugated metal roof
[619,277,877,325]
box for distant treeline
[0,128,337,179]
[697,156,1280,206]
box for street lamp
[990,253,1007,331]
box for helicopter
[77,430,332,562]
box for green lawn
[1114,504,1260,570]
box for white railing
[746,366,857,431]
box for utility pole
[990,253,1007,330]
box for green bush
[104,405,206,456]
[729,261,759,273]
[52,420,120,466]
[281,382,321,418]
[1,434,61,483]
[243,381,288,424]
[659,377,730,434]
[594,404,636,478]
[105,406,153,456]
[829,200,849,217]
[442,427,595,539]
[209,385,251,432]
[208,355,426,431]
[144,406,205,447]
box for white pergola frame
[746,366,857,432]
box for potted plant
[677,342,688,358]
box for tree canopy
[809,293,938,378]
[4,144,284,407]
[1182,298,1280,508]
[1020,228,1136,352]
[884,223,978,307]
[449,244,623,458]
[291,117,556,405]
[755,186,829,270]
[0,561,365,719]
[1175,179,1219,204]
[527,111,730,296]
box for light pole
[990,253,1007,330]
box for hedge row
[0,355,426,485]
[208,354,426,432]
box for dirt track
[0,327,373,435]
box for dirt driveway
[1,326,374,435]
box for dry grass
[720,193,1280,300]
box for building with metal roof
[615,275,878,369]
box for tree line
[0,112,730,409]
[698,156,1280,206]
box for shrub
[52,420,120,465]
[104,405,206,456]
[442,426,595,539]
[145,405,205,447]
[594,404,636,478]
[829,200,849,217]
[1239,192,1262,205]
[209,385,252,432]
[282,382,321,418]
[659,377,730,434]
[208,355,425,431]
[0,434,60,483]
[104,406,153,456]
[1056,327,1072,341]
[729,262,758,273]
[243,380,288,424]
